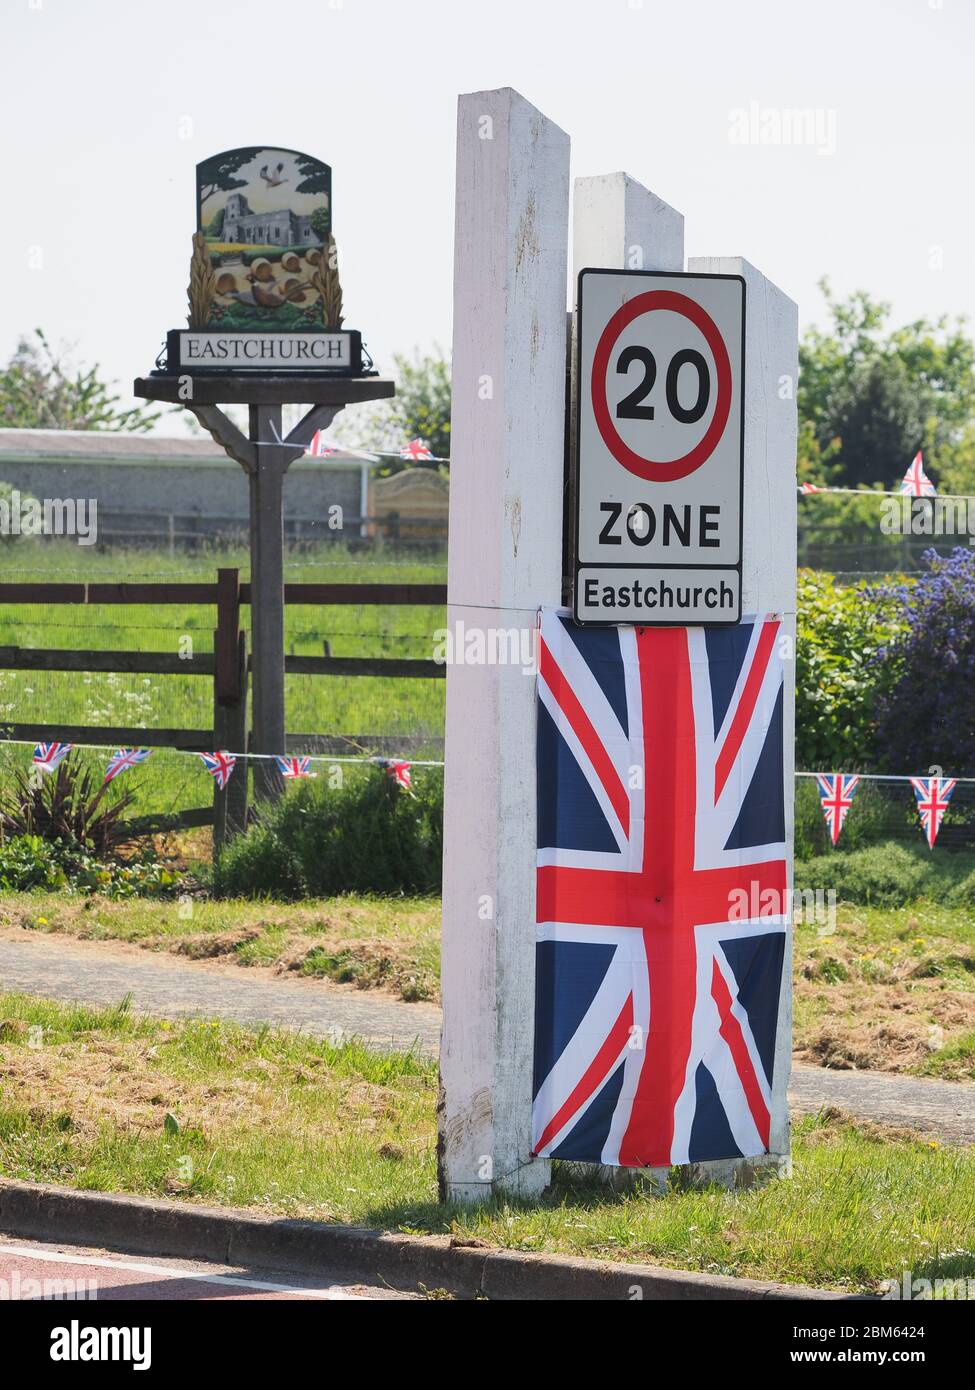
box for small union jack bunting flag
[799,482,825,494]
[814,773,860,846]
[909,776,956,849]
[275,756,316,779]
[306,429,338,458]
[383,760,412,790]
[898,451,936,497]
[104,748,152,785]
[32,742,72,773]
[196,750,237,790]
[399,438,434,461]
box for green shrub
[796,570,904,771]
[0,835,68,891]
[795,840,975,907]
[797,491,910,560]
[947,866,975,908]
[0,834,181,898]
[213,769,443,899]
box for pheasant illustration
[245,273,314,309]
[259,162,287,187]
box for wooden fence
[0,568,446,848]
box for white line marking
[0,1243,362,1299]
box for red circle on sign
[590,289,732,482]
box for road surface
[0,1233,417,1300]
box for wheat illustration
[313,236,345,330]
[187,231,216,328]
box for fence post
[212,568,246,851]
[225,631,249,838]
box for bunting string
[12,740,971,849]
[802,770,963,849]
[307,436,972,503]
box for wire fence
[0,505,971,848]
[797,491,975,576]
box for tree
[390,350,451,464]
[204,207,225,239]
[197,148,262,208]
[799,280,975,489]
[933,423,975,496]
[0,331,160,433]
[309,207,330,245]
[337,348,451,473]
[294,153,331,196]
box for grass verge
[794,902,975,1080]
[0,992,973,1293]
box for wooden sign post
[132,377,391,801]
[440,90,797,1200]
[136,147,393,804]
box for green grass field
[0,991,972,1292]
[0,539,447,815]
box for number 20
[615,346,710,425]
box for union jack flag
[104,747,151,785]
[898,451,936,497]
[533,610,789,1169]
[196,750,237,790]
[32,742,72,773]
[275,755,316,779]
[306,430,338,457]
[814,773,860,846]
[382,760,412,790]
[910,776,956,848]
[399,438,434,461]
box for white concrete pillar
[573,172,684,277]
[438,88,570,1202]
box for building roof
[0,428,368,471]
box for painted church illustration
[220,192,322,248]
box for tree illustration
[294,153,331,197]
[310,207,330,244]
[197,148,263,207]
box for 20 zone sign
[573,269,745,626]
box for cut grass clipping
[0,893,441,1004]
[1,992,974,1294]
[3,893,973,1077]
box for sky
[2,0,973,433]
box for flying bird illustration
[259,162,288,187]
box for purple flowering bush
[873,548,975,776]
